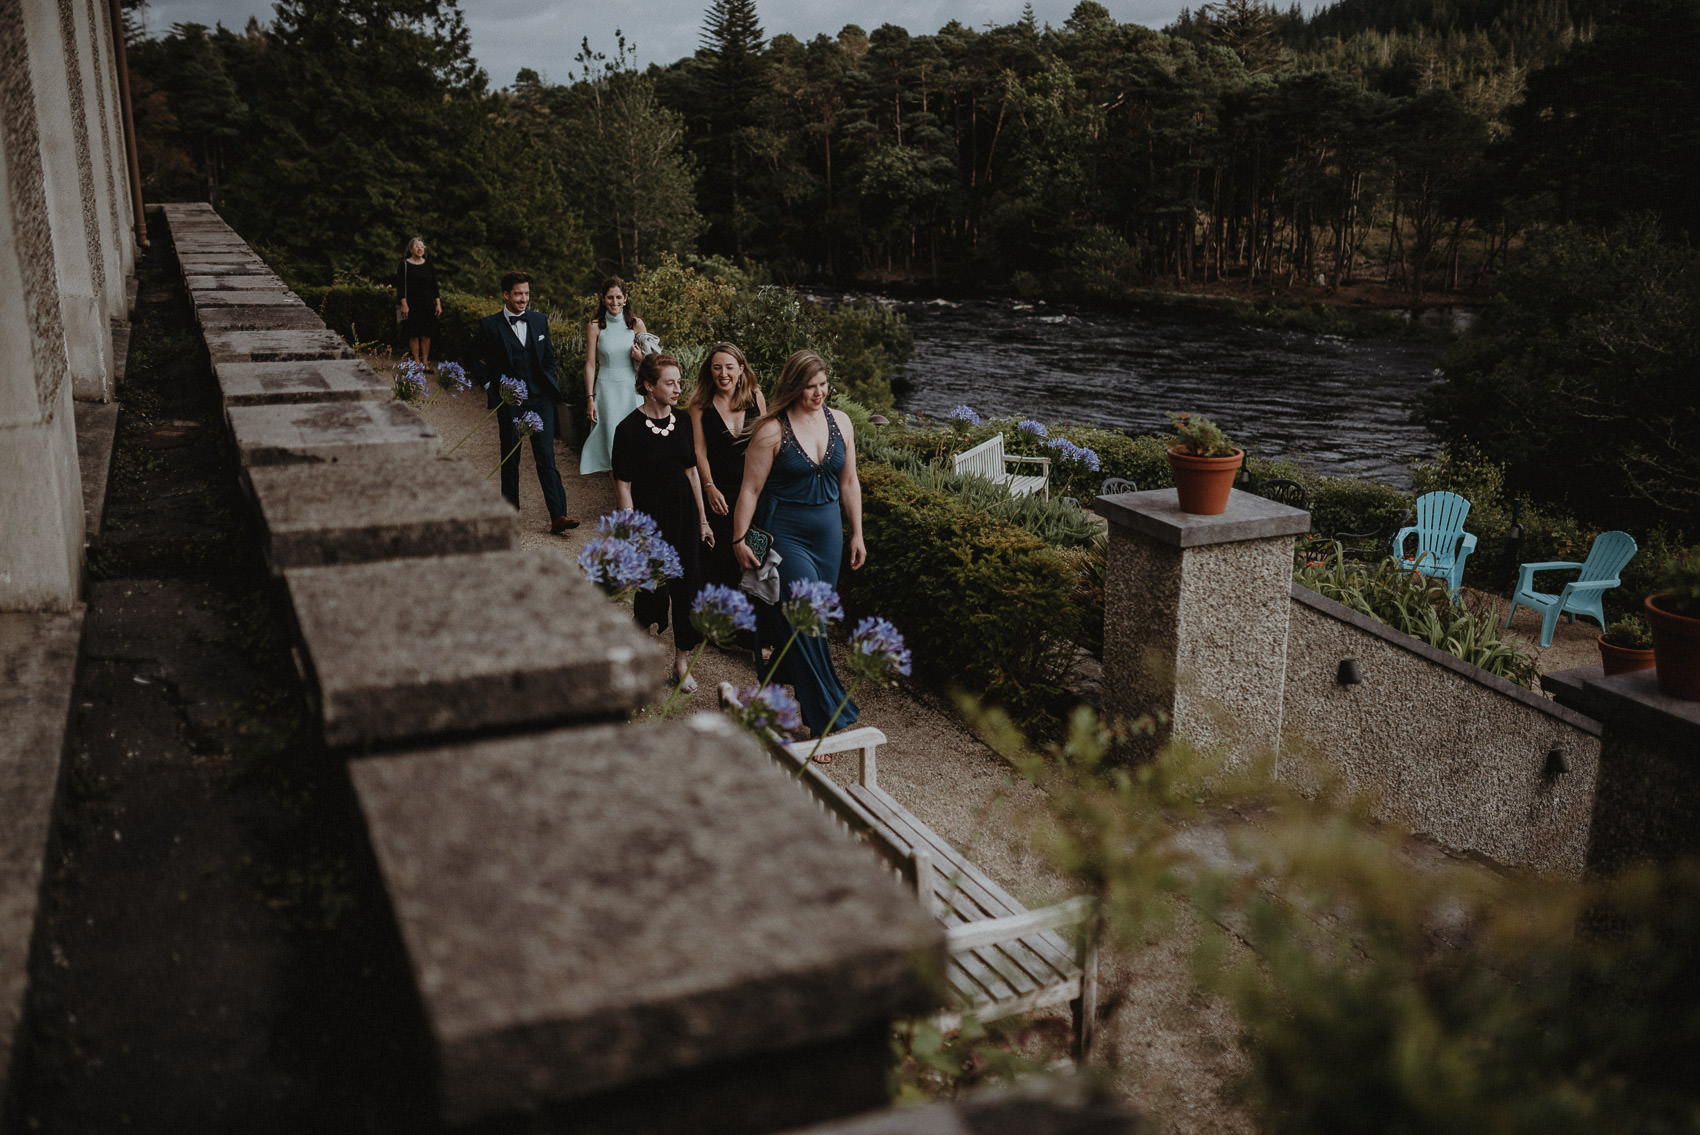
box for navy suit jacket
[471,308,558,409]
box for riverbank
[840,268,1484,343]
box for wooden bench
[952,434,1051,501]
[738,708,1096,1057]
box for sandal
[672,665,697,694]
[811,751,833,765]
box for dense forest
[127,0,1698,530]
[130,0,1623,296]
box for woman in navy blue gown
[732,350,865,743]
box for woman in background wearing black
[396,236,441,367]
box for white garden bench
[952,434,1051,501]
[727,703,1095,1058]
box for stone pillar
[1095,488,1310,762]
[21,0,114,401]
[79,0,136,313]
[2,0,84,612]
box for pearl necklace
[642,410,676,437]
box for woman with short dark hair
[613,353,711,691]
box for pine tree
[697,0,769,257]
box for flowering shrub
[949,405,982,430]
[1018,419,1048,439]
[690,583,757,644]
[393,359,427,403]
[1046,436,1101,473]
[848,616,912,683]
[575,513,681,598]
[724,684,804,736]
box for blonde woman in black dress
[396,237,441,367]
[688,342,766,592]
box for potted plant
[1166,412,1243,516]
[1598,614,1655,676]
[1645,548,1700,700]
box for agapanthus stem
[486,437,526,480]
[800,680,860,772]
[447,405,502,458]
[657,639,709,719]
[759,630,802,690]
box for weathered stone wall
[1,0,134,612]
[1283,586,1602,877]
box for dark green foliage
[848,463,1081,726]
[1422,220,1700,535]
[1295,549,1541,684]
[129,1,595,296]
[1502,0,1700,238]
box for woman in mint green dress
[580,276,647,476]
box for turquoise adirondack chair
[1506,530,1639,647]
[1393,492,1478,593]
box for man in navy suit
[470,271,578,532]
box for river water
[857,295,1446,487]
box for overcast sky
[133,0,1198,88]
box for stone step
[226,399,437,467]
[245,455,519,570]
[194,304,325,333]
[349,713,941,1129]
[184,274,287,291]
[190,289,306,307]
[215,357,389,409]
[203,328,354,365]
[285,547,657,749]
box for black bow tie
[506,313,524,324]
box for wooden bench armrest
[778,725,887,787]
[1005,454,1050,468]
[942,895,1094,952]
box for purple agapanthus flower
[949,404,982,427]
[782,580,843,637]
[848,616,912,681]
[1018,418,1048,438]
[515,410,544,437]
[642,537,683,590]
[735,684,804,736]
[691,584,757,645]
[577,537,652,595]
[434,361,470,394]
[596,509,662,542]
[497,375,529,406]
[393,360,427,403]
[1047,436,1102,473]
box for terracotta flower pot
[1645,593,1700,700]
[1597,634,1655,676]
[1167,447,1243,516]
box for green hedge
[847,462,1081,726]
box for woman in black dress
[396,236,441,367]
[613,353,713,690]
[688,341,766,592]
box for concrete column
[1095,488,1310,762]
[1,3,83,611]
[78,0,133,313]
[22,0,113,402]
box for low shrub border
[845,463,1081,726]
